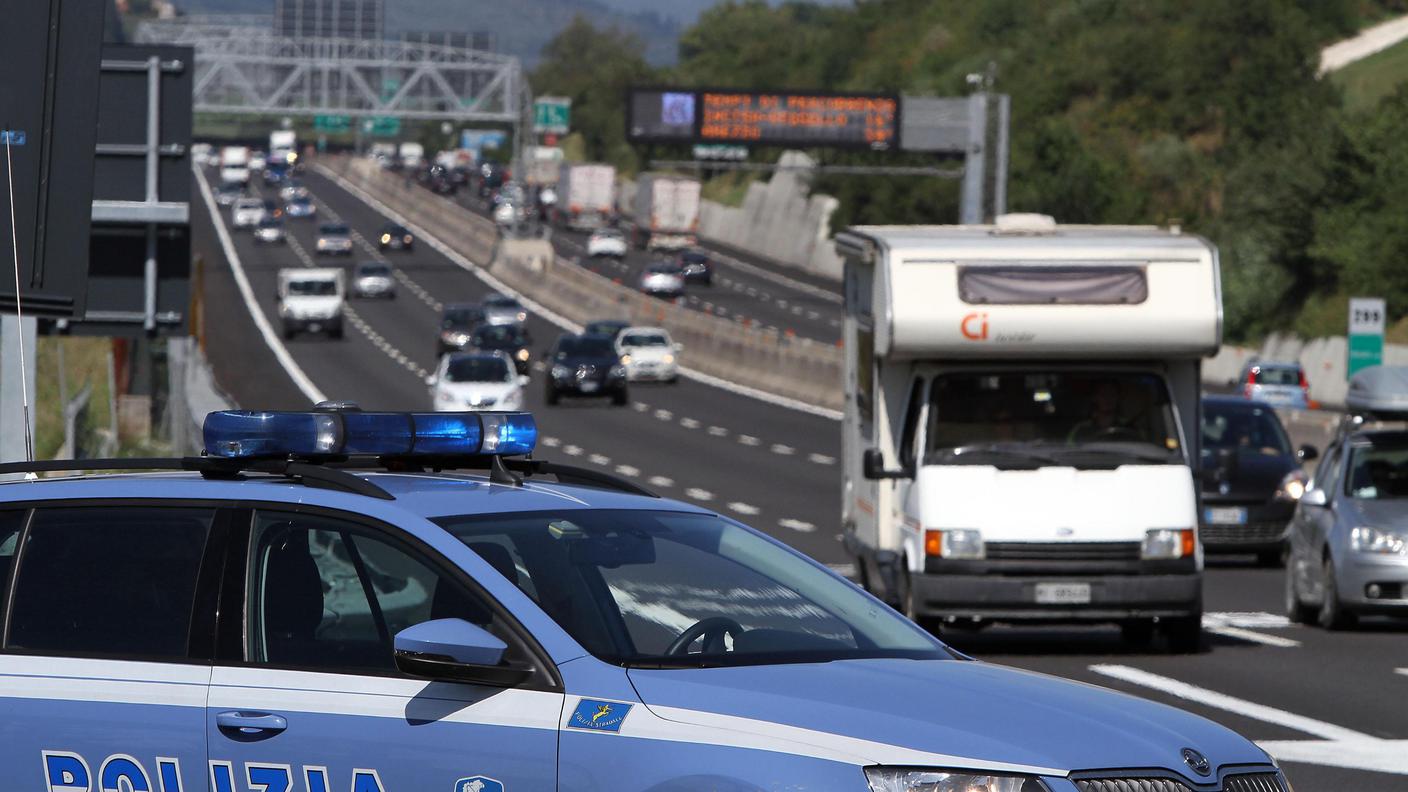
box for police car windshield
[435,510,945,667]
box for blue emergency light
[203,410,538,459]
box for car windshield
[621,332,668,347]
[258,219,281,228]
[1347,441,1408,499]
[385,225,408,234]
[434,509,944,667]
[595,230,624,240]
[1252,365,1301,386]
[291,198,311,206]
[319,224,349,235]
[287,279,337,296]
[235,200,261,209]
[1202,402,1291,457]
[445,357,510,383]
[357,264,391,276]
[586,322,626,336]
[443,308,481,328]
[557,337,615,358]
[647,264,680,275]
[681,252,707,264]
[473,325,528,346]
[924,371,1180,466]
[484,296,520,309]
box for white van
[278,268,345,340]
[836,215,1221,651]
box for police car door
[0,505,226,792]
[208,510,559,792]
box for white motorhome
[836,215,1221,652]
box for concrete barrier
[323,156,845,411]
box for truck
[835,214,1221,652]
[219,146,250,185]
[269,130,297,164]
[523,146,564,186]
[555,163,616,231]
[399,142,426,170]
[630,173,701,251]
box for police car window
[5,507,214,659]
[247,512,516,673]
[438,510,943,667]
[0,511,26,636]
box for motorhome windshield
[924,371,1180,465]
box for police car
[0,406,1289,792]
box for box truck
[631,174,701,251]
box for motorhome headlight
[1276,470,1308,501]
[924,529,984,559]
[865,767,1045,792]
[1142,528,1196,560]
[1351,526,1408,555]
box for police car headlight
[865,767,1045,792]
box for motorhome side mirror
[393,619,531,687]
[862,449,910,480]
[1298,444,1319,463]
[1301,489,1329,508]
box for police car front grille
[984,541,1141,561]
[1073,773,1284,792]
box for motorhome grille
[984,541,1141,561]
[1073,774,1284,792]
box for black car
[469,323,533,374]
[379,222,414,251]
[478,162,506,197]
[437,303,486,357]
[583,319,631,340]
[678,250,714,285]
[544,334,628,406]
[1200,395,1318,564]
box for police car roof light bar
[202,410,538,460]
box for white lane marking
[563,445,583,456]
[698,245,843,304]
[685,487,714,502]
[728,502,761,516]
[738,435,761,446]
[540,436,561,448]
[707,425,728,437]
[193,165,326,404]
[648,475,675,488]
[1202,612,1301,648]
[809,453,836,465]
[615,465,640,477]
[654,409,674,421]
[588,453,611,466]
[771,444,795,456]
[679,417,700,429]
[632,401,650,412]
[779,518,816,532]
[317,164,844,420]
[1091,664,1408,775]
[344,307,429,380]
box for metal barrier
[166,336,234,455]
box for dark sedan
[469,323,533,374]
[677,249,714,285]
[544,334,628,406]
[436,303,485,357]
[379,222,414,251]
[1200,395,1317,564]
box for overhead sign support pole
[959,92,988,225]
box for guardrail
[327,156,845,411]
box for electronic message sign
[628,88,899,150]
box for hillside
[1332,35,1408,111]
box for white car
[249,151,268,172]
[639,262,685,300]
[587,228,628,258]
[253,218,286,244]
[351,262,396,299]
[616,327,681,383]
[231,198,267,230]
[429,351,527,411]
[494,201,524,227]
[481,294,527,326]
[277,268,344,339]
[280,182,310,202]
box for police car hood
[627,658,1263,775]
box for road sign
[361,117,401,137]
[693,144,749,161]
[314,115,351,133]
[534,97,571,135]
[628,87,898,151]
[1348,296,1386,379]
[461,129,508,155]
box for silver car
[1238,361,1310,409]
[1286,422,1408,629]
[481,294,527,326]
[351,261,396,299]
[639,262,685,300]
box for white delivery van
[836,215,1221,651]
[399,142,426,170]
[219,146,251,185]
[277,268,345,340]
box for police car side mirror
[393,619,531,687]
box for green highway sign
[534,96,571,135]
[314,115,352,132]
[1348,296,1386,379]
[361,116,401,137]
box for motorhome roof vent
[992,213,1059,235]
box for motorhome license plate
[1035,583,1091,605]
[1204,507,1247,525]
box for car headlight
[663,353,675,364]
[516,311,527,322]
[1142,528,1196,559]
[608,365,626,378]
[551,364,571,380]
[381,233,391,243]
[923,529,983,559]
[515,348,529,361]
[1351,526,1408,555]
[620,354,633,365]
[404,234,414,244]
[865,767,1044,792]
[1277,470,1308,501]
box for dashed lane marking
[615,465,640,477]
[778,518,816,532]
[540,436,561,448]
[809,453,836,465]
[679,417,700,429]
[685,487,714,502]
[738,435,761,446]
[563,445,583,456]
[654,409,674,421]
[707,426,728,437]
[771,444,795,456]
[1202,612,1301,648]
[728,502,761,516]
[588,453,611,466]
[648,475,675,488]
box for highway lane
[200,163,848,569]
[196,165,1408,790]
[428,177,844,343]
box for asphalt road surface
[195,160,1408,791]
